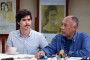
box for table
[0,53,82,60]
[48,57,82,60]
[0,54,36,60]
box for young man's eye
[22,19,31,21]
[22,19,26,21]
[28,19,31,21]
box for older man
[35,16,90,57]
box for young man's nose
[25,20,30,24]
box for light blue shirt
[6,29,48,55]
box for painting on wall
[39,0,66,43]
[0,0,16,34]
[41,5,64,33]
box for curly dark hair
[16,9,32,22]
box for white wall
[68,0,90,35]
[20,0,36,29]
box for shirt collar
[29,29,32,37]
[19,29,32,37]
[72,31,78,42]
[62,31,78,42]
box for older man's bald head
[63,16,79,27]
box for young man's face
[18,15,32,30]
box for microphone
[59,49,64,58]
[59,49,67,58]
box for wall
[20,0,90,35]
[68,0,90,35]
[20,0,36,29]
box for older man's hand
[35,50,45,58]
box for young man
[35,16,90,57]
[6,9,48,55]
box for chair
[1,34,8,53]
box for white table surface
[48,57,82,60]
[0,53,35,60]
[0,53,82,60]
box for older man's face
[60,16,76,37]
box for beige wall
[20,0,36,29]
[68,0,90,35]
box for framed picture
[36,0,68,43]
[0,0,20,53]
[0,0,17,34]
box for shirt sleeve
[42,35,58,56]
[6,33,13,47]
[69,36,90,57]
[39,34,48,48]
